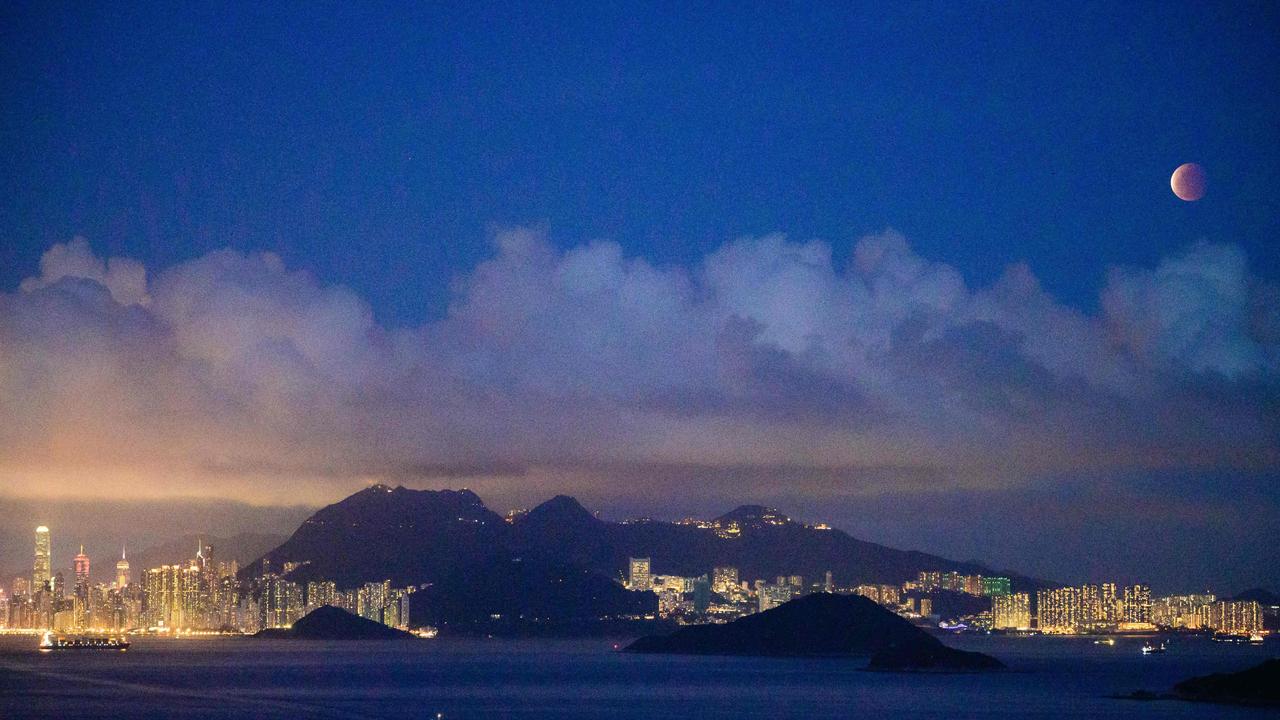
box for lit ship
[1140,641,1166,655]
[39,631,130,651]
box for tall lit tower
[116,546,131,588]
[74,545,91,585]
[33,526,51,590]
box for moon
[1170,163,1206,201]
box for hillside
[625,593,1004,670]
[242,485,1049,628]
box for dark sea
[0,634,1274,719]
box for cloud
[18,236,150,306]
[0,230,1277,507]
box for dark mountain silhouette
[242,486,508,587]
[511,500,1049,591]
[254,606,414,640]
[625,593,1003,670]
[1230,588,1279,606]
[243,486,1049,629]
[1172,659,1280,707]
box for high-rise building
[306,580,338,612]
[823,571,834,593]
[992,592,1032,630]
[1037,587,1083,633]
[1100,583,1119,623]
[981,577,1012,597]
[116,547,131,588]
[72,545,91,629]
[1122,585,1152,624]
[33,526,51,590]
[628,558,652,592]
[919,598,934,617]
[1203,600,1262,635]
[74,546,90,586]
[712,567,738,594]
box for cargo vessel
[39,631,130,651]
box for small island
[624,593,1003,671]
[254,606,416,641]
[1171,658,1280,707]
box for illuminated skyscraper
[1037,587,1083,633]
[1122,585,1152,624]
[628,558,652,591]
[116,547,131,588]
[74,545,90,586]
[1100,583,1119,623]
[992,592,1031,630]
[33,526,51,590]
[1203,600,1262,634]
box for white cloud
[0,230,1276,504]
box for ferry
[1249,632,1264,645]
[1093,637,1116,646]
[39,631,130,651]
[1140,642,1167,655]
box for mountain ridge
[245,486,1051,600]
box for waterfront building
[1037,587,1083,633]
[263,575,304,628]
[992,592,1032,630]
[33,526,51,591]
[1203,600,1263,634]
[1152,593,1215,628]
[1122,585,1152,624]
[1100,583,1119,623]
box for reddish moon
[1170,163,1206,201]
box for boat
[39,631,130,651]
[1140,642,1166,655]
[1093,638,1116,646]
[1248,632,1264,645]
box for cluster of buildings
[2,525,1268,640]
[625,558,1268,638]
[1,526,411,635]
[982,584,1261,636]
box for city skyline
[8,483,1267,603]
[5,519,1267,640]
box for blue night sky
[3,3,1277,320]
[1,3,1277,591]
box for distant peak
[713,505,791,527]
[525,495,597,523]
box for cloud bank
[1,230,1276,508]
